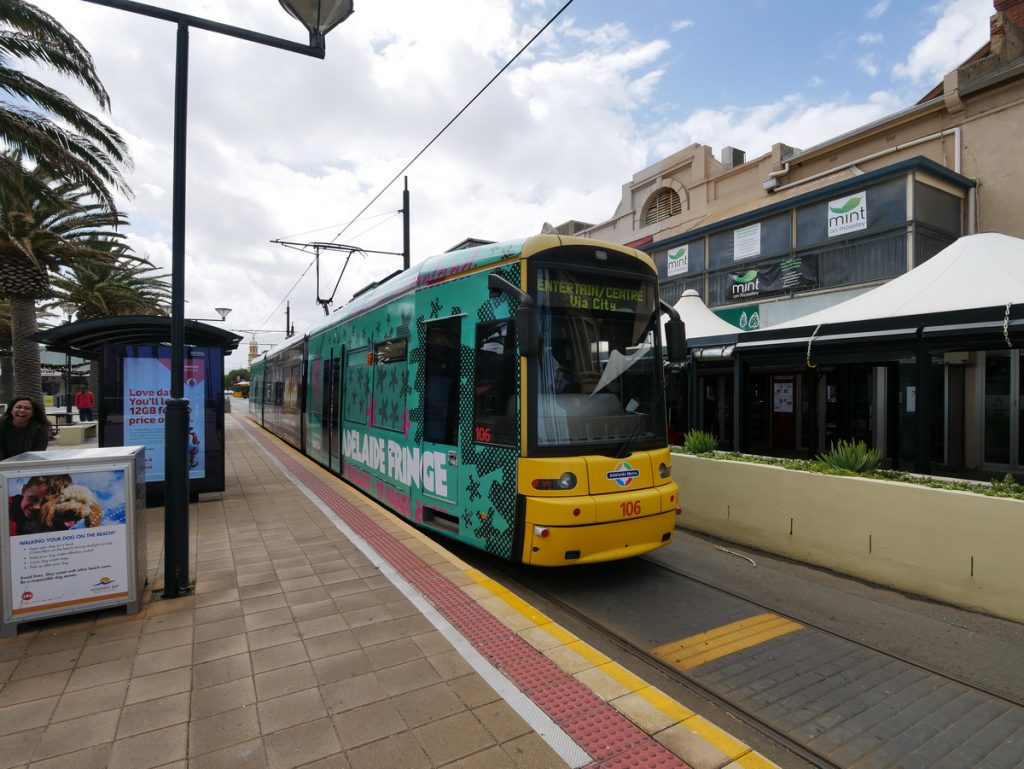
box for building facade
[578,1,1024,478]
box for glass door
[983,350,1014,467]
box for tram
[250,234,687,565]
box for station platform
[0,413,777,769]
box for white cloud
[671,19,695,32]
[858,32,884,45]
[857,54,881,77]
[32,0,989,375]
[892,0,993,84]
[39,0,670,371]
[866,1,891,20]
[649,91,904,164]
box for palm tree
[0,0,131,208]
[0,157,131,398]
[0,300,11,402]
[48,255,171,320]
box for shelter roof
[770,233,1024,329]
[671,290,741,342]
[31,316,242,359]
[737,232,1024,357]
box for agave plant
[816,439,881,474]
[683,429,719,455]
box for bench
[56,422,98,446]
[52,412,75,426]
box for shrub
[816,439,881,474]
[991,472,1021,494]
[683,429,718,455]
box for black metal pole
[402,177,410,271]
[164,20,191,598]
[79,0,330,600]
[65,352,72,416]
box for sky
[35,0,995,374]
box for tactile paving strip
[240,417,694,769]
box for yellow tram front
[515,240,681,565]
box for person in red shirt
[74,386,95,422]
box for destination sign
[537,275,648,312]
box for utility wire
[327,0,576,245]
[279,208,397,241]
[264,0,575,328]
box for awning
[31,316,243,359]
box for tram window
[344,349,369,425]
[473,320,517,446]
[373,337,408,432]
[424,318,461,445]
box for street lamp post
[81,0,352,599]
[60,303,77,419]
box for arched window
[643,188,683,226]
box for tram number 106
[620,500,642,517]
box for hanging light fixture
[279,0,354,48]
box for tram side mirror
[488,272,538,358]
[516,306,537,358]
[665,318,686,363]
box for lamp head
[215,307,232,321]
[279,0,353,48]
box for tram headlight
[531,472,577,491]
[658,462,671,478]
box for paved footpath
[0,414,778,769]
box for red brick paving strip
[238,416,692,769]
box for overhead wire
[259,211,401,328]
[278,208,397,242]
[264,0,576,328]
[326,0,575,246]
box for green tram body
[250,234,681,565]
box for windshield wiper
[613,383,665,459]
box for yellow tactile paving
[464,566,782,769]
[652,612,804,671]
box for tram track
[459,541,1024,769]
[638,553,1024,712]
[480,554,843,769]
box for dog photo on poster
[5,468,129,617]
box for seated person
[553,366,579,394]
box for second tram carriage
[251,234,686,565]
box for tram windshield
[532,265,665,453]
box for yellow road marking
[652,612,803,671]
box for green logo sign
[714,305,761,331]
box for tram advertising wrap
[250,234,686,566]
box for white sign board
[5,468,129,619]
[827,191,868,237]
[666,245,689,276]
[734,223,761,260]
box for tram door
[421,318,461,523]
[327,350,341,473]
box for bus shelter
[32,317,241,502]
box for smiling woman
[0,397,51,461]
